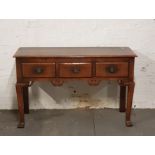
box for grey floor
[0,109,155,136]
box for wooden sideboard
[14,47,137,128]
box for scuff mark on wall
[141,64,149,72]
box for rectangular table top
[14,47,137,58]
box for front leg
[16,83,25,128]
[126,81,135,127]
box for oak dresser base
[14,47,137,128]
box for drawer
[59,63,92,77]
[96,62,129,77]
[22,63,55,77]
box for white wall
[0,19,155,109]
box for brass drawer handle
[106,65,117,73]
[33,67,44,74]
[71,66,80,73]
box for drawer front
[22,63,55,77]
[96,62,129,77]
[59,63,92,77]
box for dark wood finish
[14,47,137,128]
[16,83,25,128]
[23,86,29,114]
[96,62,128,77]
[14,47,137,58]
[22,63,55,77]
[119,85,126,112]
[126,81,135,127]
[59,63,92,77]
